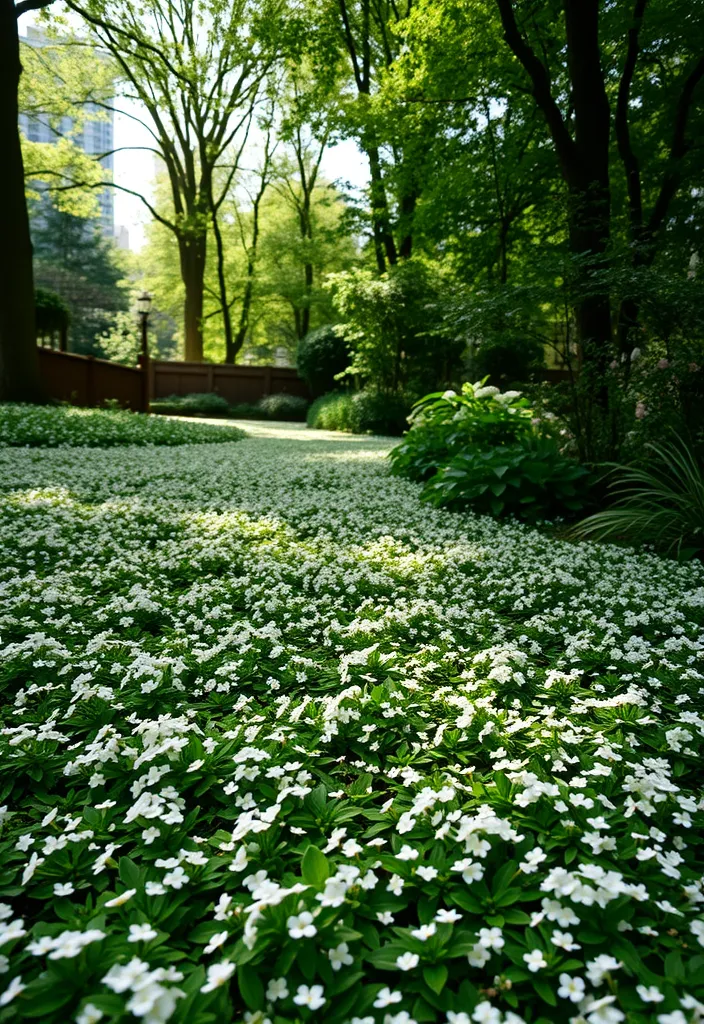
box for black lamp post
[137,290,152,360]
[136,291,152,413]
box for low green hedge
[307,391,411,436]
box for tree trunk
[366,143,397,271]
[0,0,43,402]
[178,234,206,362]
[211,203,233,362]
[563,0,613,384]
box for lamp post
[136,291,152,413]
[137,290,152,360]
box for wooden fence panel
[37,348,145,411]
[151,361,310,403]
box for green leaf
[118,856,141,889]
[238,966,264,1010]
[532,979,558,1006]
[423,964,448,994]
[301,845,330,887]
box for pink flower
[635,402,648,420]
[689,362,700,373]
[657,358,669,369]
[609,360,618,370]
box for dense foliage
[307,391,411,435]
[389,384,588,521]
[150,394,310,422]
[0,405,244,447]
[0,423,703,1023]
[295,326,350,398]
[573,436,704,559]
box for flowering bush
[390,384,586,520]
[388,382,536,483]
[0,405,245,447]
[0,422,703,1023]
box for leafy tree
[67,0,285,362]
[31,200,129,354]
[19,29,114,217]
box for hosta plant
[389,381,535,482]
[421,440,589,520]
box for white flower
[287,911,317,939]
[434,908,462,924]
[557,973,585,1002]
[551,930,580,951]
[396,952,420,971]
[103,957,149,993]
[200,960,235,993]
[328,942,354,970]
[0,976,26,1006]
[657,1014,688,1024]
[163,866,189,889]
[477,927,504,951]
[447,1015,471,1024]
[416,866,438,882]
[75,1004,104,1024]
[293,984,325,1010]
[691,920,704,947]
[203,930,228,955]
[396,845,419,861]
[586,955,621,986]
[472,1002,501,1024]
[519,847,546,873]
[467,943,491,968]
[374,987,403,1008]
[53,883,75,897]
[637,985,664,1003]
[0,919,26,946]
[266,977,289,1001]
[523,949,547,972]
[104,888,136,907]
[128,923,158,943]
[410,923,436,941]
[387,874,405,896]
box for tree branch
[615,0,648,234]
[494,0,576,175]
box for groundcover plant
[0,405,244,447]
[0,423,702,1024]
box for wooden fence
[37,350,310,412]
[149,361,311,404]
[38,348,147,412]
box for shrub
[0,404,244,447]
[390,382,587,520]
[422,439,589,520]
[328,260,464,394]
[308,391,411,435]
[571,435,704,558]
[296,325,350,396]
[257,393,309,421]
[389,381,535,482]
[150,393,231,416]
[35,287,70,342]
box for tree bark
[496,0,613,379]
[179,234,206,362]
[0,0,43,402]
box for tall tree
[0,0,55,402]
[69,0,282,361]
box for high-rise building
[19,27,115,238]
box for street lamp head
[137,290,152,316]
